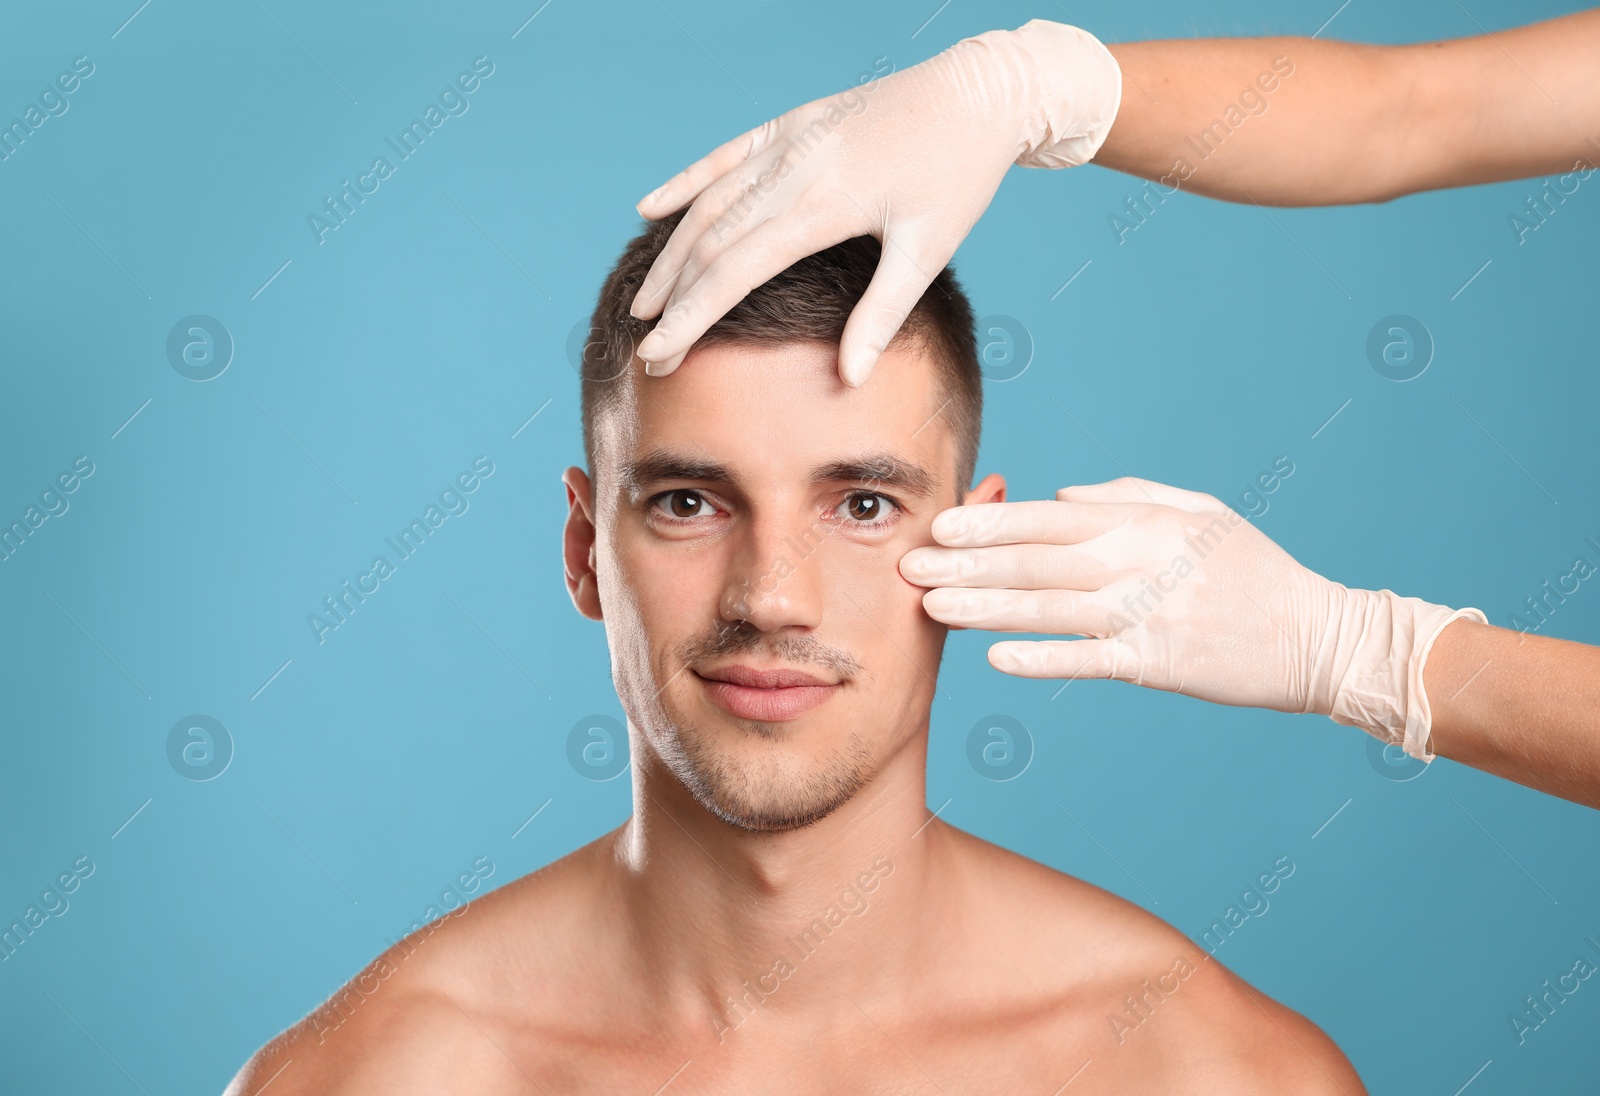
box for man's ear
[963,472,1006,505]
[562,466,603,621]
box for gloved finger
[1055,477,1219,513]
[920,586,1106,634]
[987,638,1137,681]
[631,156,781,325]
[629,196,725,324]
[661,200,846,313]
[898,542,1117,591]
[837,232,946,387]
[635,116,781,220]
[641,211,860,374]
[930,499,1149,549]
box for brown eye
[839,493,897,525]
[655,490,712,519]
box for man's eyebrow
[808,454,938,496]
[621,452,733,495]
[620,450,939,496]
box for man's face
[563,339,1002,833]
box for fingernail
[643,358,668,377]
[637,332,663,359]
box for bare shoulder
[1121,946,1367,1095]
[222,832,619,1096]
[221,987,523,1096]
[939,825,1365,1094]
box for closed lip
[694,665,839,689]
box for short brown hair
[580,210,983,496]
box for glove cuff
[1325,589,1488,761]
[1014,19,1123,168]
[951,20,1122,169]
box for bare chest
[472,1003,1167,1096]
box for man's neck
[606,731,954,1040]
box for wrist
[948,20,1122,169]
[1324,589,1488,760]
[1011,19,1123,167]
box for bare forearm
[1424,619,1600,809]
[1095,9,1600,205]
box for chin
[702,794,847,834]
[668,719,878,833]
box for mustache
[678,620,865,679]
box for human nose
[718,506,827,632]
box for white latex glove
[626,19,1122,384]
[898,477,1487,760]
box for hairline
[585,328,974,499]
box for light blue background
[2,0,1596,1091]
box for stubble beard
[657,703,879,832]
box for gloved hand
[898,477,1487,760]
[626,19,1123,384]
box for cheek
[600,530,689,673]
[828,541,946,657]
[604,525,730,650]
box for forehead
[594,339,955,495]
